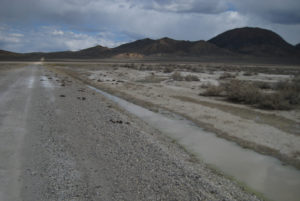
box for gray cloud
[2,0,299,26]
[231,0,300,24]
[0,25,124,52]
[134,0,229,14]
[0,0,299,52]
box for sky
[0,0,300,53]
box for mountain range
[0,27,299,61]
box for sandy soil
[50,62,300,169]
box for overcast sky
[0,0,299,53]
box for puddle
[88,86,300,201]
[40,76,54,89]
[26,76,35,89]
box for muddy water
[89,86,300,201]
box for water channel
[89,85,300,201]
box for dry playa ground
[0,63,261,201]
[50,62,300,169]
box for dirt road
[0,64,260,201]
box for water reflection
[89,86,300,201]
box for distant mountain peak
[208,27,296,56]
[159,37,173,41]
[80,45,109,51]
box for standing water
[89,86,300,201]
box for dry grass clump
[219,72,236,80]
[123,63,157,71]
[225,80,262,105]
[171,72,200,81]
[137,73,164,83]
[201,76,300,110]
[163,66,174,73]
[253,81,273,90]
[243,71,258,76]
[258,93,291,110]
[274,77,300,91]
[201,85,224,97]
[270,76,300,108]
[171,71,184,81]
[185,74,199,81]
[138,65,155,71]
[123,63,136,69]
[190,67,205,73]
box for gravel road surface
[0,64,261,201]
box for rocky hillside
[208,27,297,57]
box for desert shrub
[275,80,290,90]
[185,74,199,81]
[253,81,273,90]
[225,80,262,104]
[224,79,299,110]
[275,77,298,89]
[191,67,205,73]
[273,76,300,105]
[201,85,224,96]
[200,76,300,110]
[219,72,236,80]
[243,71,253,76]
[291,75,300,91]
[258,93,292,110]
[190,67,197,72]
[145,65,155,71]
[280,89,300,105]
[163,66,174,73]
[123,63,131,68]
[243,71,258,76]
[200,83,210,89]
[137,73,164,83]
[171,71,184,81]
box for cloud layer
[0,0,299,52]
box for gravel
[1,64,261,201]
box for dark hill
[209,27,297,57]
[113,37,190,55]
[41,45,111,59]
[296,43,300,50]
[75,45,111,58]
[190,40,233,56]
[113,38,155,53]
[0,49,19,56]
[0,50,22,60]
[0,45,111,60]
[113,37,232,56]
